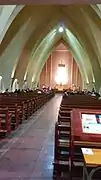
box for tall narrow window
[55,63,67,85]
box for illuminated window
[0,76,2,92]
[55,63,67,85]
[12,78,19,91]
[0,76,2,80]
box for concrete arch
[0,17,35,89]
[25,9,94,88]
[30,31,88,87]
[60,6,101,90]
[0,6,58,89]
[13,9,60,88]
[0,5,24,42]
[0,5,101,91]
[34,42,85,89]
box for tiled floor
[0,95,62,180]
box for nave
[0,95,62,180]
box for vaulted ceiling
[0,5,101,91]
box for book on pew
[81,148,93,155]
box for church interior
[0,3,101,180]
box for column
[45,61,47,86]
[50,53,52,87]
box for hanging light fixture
[58,22,64,33]
[58,26,64,33]
[55,62,68,85]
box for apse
[39,41,82,90]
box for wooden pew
[53,107,72,178]
[0,90,54,139]
[0,108,11,135]
[0,100,25,123]
[53,94,101,179]
[0,104,20,129]
[53,121,70,178]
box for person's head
[5,88,8,92]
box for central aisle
[0,94,62,180]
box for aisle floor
[0,95,62,180]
